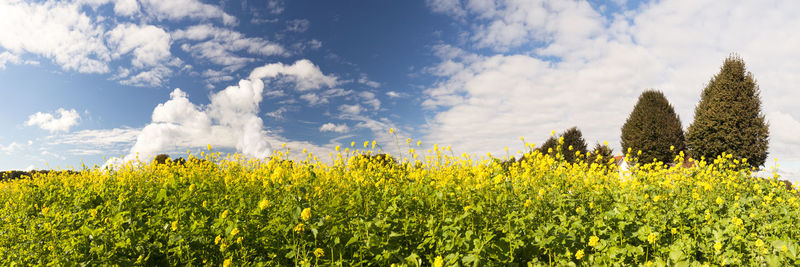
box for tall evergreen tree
[686,55,769,167]
[620,90,685,163]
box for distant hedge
[0,170,78,182]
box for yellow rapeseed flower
[258,199,270,210]
[294,223,305,233]
[716,196,724,205]
[301,207,312,221]
[223,258,232,267]
[221,210,230,219]
[589,236,600,247]
[171,221,178,231]
[714,241,722,253]
[575,249,584,260]
[755,239,764,248]
[215,235,222,245]
[230,227,240,237]
[433,256,443,267]
[314,248,325,258]
[647,233,658,244]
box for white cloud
[386,91,408,98]
[423,0,800,169]
[300,93,327,106]
[106,23,172,68]
[113,60,336,164]
[308,39,323,50]
[265,107,288,120]
[0,142,23,154]
[428,0,604,52]
[358,91,381,110]
[25,108,81,133]
[112,0,140,16]
[286,19,311,33]
[767,111,800,160]
[173,24,286,72]
[425,0,466,18]
[319,123,350,133]
[40,150,65,160]
[54,127,140,147]
[266,0,285,15]
[358,74,381,88]
[0,51,20,69]
[0,1,111,73]
[118,65,172,87]
[249,59,338,91]
[139,0,237,26]
[339,104,363,115]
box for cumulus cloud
[25,108,81,133]
[427,0,604,52]
[0,0,249,87]
[319,123,349,133]
[0,1,111,73]
[112,0,140,16]
[138,0,237,26]
[114,60,336,163]
[106,23,172,68]
[249,59,338,91]
[423,0,800,168]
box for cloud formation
[0,0,255,87]
[0,1,111,73]
[423,0,800,168]
[319,123,350,133]
[25,108,81,133]
[115,60,337,163]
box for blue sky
[1,0,800,182]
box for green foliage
[1,151,799,265]
[0,170,77,181]
[154,154,170,165]
[587,143,614,164]
[621,90,685,163]
[686,55,770,167]
[537,127,588,163]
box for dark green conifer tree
[620,90,685,163]
[686,55,769,167]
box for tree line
[517,55,769,169]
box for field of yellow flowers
[1,142,799,266]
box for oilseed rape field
[1,142,799,266]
